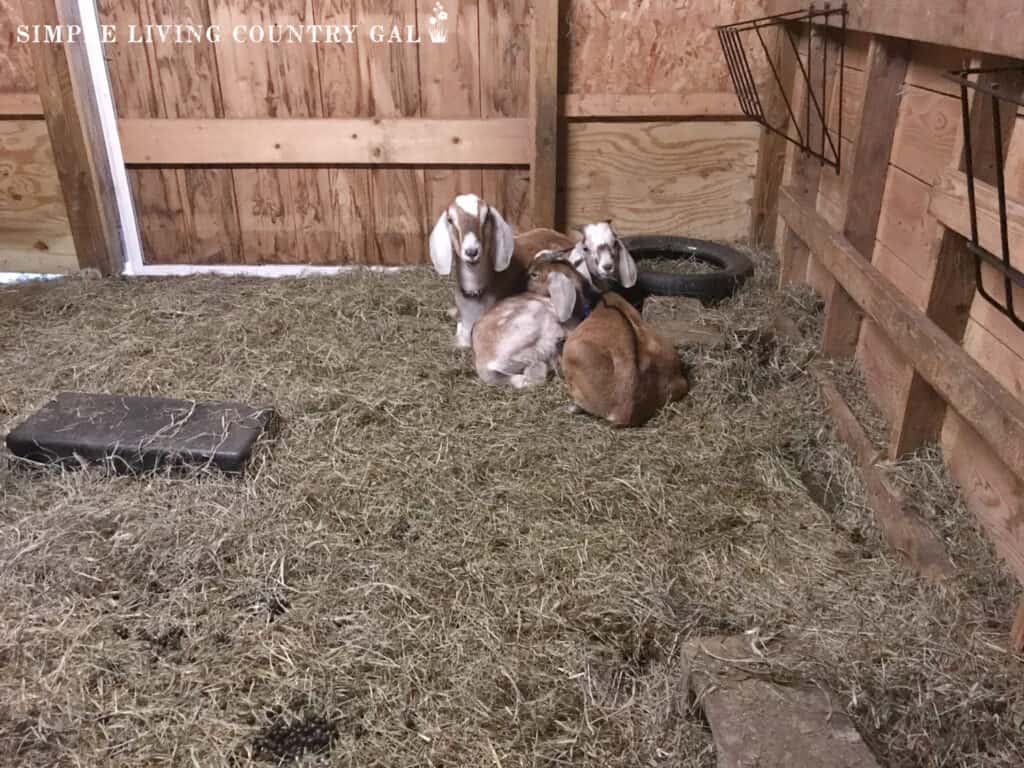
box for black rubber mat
[5,392,276,474]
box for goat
[561,291,689,427]
[472,258,594,389]
[429,195,576,347]
[570,221,638,292]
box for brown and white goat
[570,221,638,292]
[561,291,689,427]
[429,195,576,347]
[472,259,594,389]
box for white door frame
[78,0,405,278]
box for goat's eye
[581,245,590,253]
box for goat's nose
[600,262,614,274]
[464,245,480,260]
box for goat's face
[429,194,515,279]
[571,221,637,290]
[527,259,585,323]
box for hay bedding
[0,253,1021,768]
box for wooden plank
[962,317,1024,400]
[778,29,829,286]
[942,413,1024,586]
[562,92,745,119]
[765,0,1024,62]
[886,68,1021,458]
[904,42,975,97]
[529,0,559,229]
[97,0,189,266]
[134,0,241,265]
[479,0,531,231]
[873,241,930,310]
[890,87,962,185]
[816,364,954,581]
[775,311,954,581]
[751,26,795,246]
[0,92,43,117]
[419,0,483,237]
[316,0,374,264]
[875,167,938,280]
[207,0,336,265]
[118,118,531,166]
[562,121,759,240]
[778,185,1024,482]
[821,38,911,358]
[26,0,122,275]
[929,170,1024,271]
[354,0,426,266]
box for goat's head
[429,194,515,278]
[527,258,588,323]
[571,221,637,290]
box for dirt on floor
[0,251,1022,768]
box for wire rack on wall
[717,2,848,173]
[950,66,1024,332]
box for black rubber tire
[622,235,755,305]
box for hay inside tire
[624,235,755,305]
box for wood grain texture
[98,0,189,265]
[562,121,758,240]
[564,0,767,98]
[0,92,43,116]
[207,0,337,265]
[420,0,482,237]
[479,0,530,231]
[890,87,961,184]
[904,42,974,97]
[816,364,953,581]
[529,0,558,229]
[942,412,1024,586]
[751,25,794,246]
[119,118,530,165]
[563,92,746,119]
[0,0,35,92]
[0,119,76,272]
[820,38,910,357]
[28,0,123,274]
[355,0,425,265]
[138,0,240,265]
[875,167,937,281]
[929,170,1024,271]
[765,0,1024,62]
[779,185,1024,482]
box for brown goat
[561,292,689,427]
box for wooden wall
[91,0,765,266]
[0,0,76,273]
[765,1,1024,616]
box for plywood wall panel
[0,0,36,92]
[564,0,767,97]
[0,120,76,272]
[562,121,758,239]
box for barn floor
[1,253,1022,767]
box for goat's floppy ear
[489,206,515,272]
[618,240,638,288]
[429,212,453,275]
[548,272,577,322]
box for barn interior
[1,2,1023,766]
